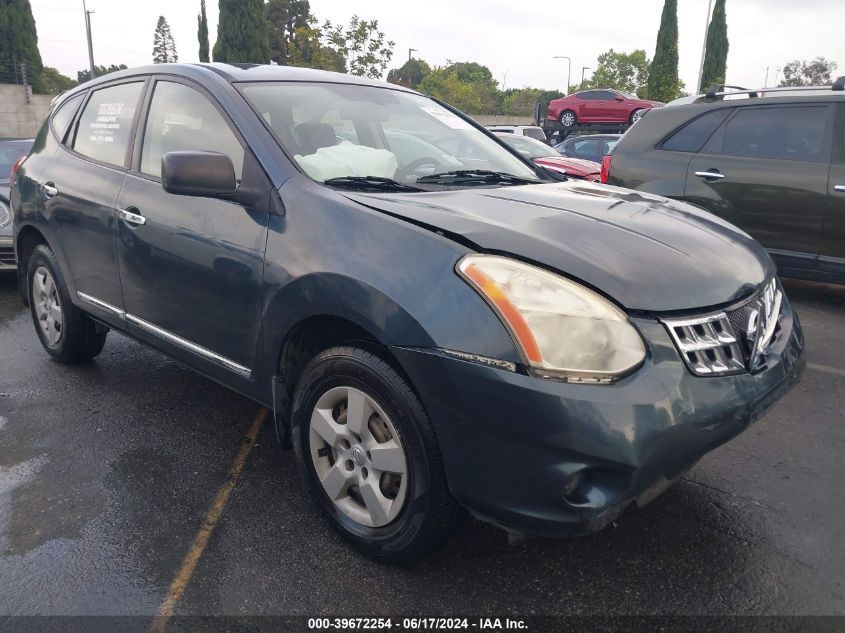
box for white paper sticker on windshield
[419,106,473,130]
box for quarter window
[141,81,244,179]
[661,109,732,153]
[719,106,828,161]
[51,93,84,142]
[73,82,144,166]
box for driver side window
[141,81,245,179]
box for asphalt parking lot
[1,272,844,619]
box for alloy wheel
[561,112,576,127]
[309,386,409,528]
[32,266,63,348]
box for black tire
[27,244,108,363]
[630,108,645,124]
[291,346,457,562]
[559,110,577,127]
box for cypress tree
[647,0,680,102]
[0,0,45,92]
[700,0,728,92]
[152,16,178,64]
[197,0,210,63]
[213,0,270,63]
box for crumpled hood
[344,181,774,312]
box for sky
[29,0,845,93]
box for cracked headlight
[457,255,646,382]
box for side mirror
[161,151,237,198]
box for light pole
[696,0,714,93]
[82,0,96,79]
[581,66,590,85]
[553,56,571,95]
[408,48,417,61]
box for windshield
[240,82,539,187]
[496,134,558,159]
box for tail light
[10,155,27,183]
[600,154,612,184]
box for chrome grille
[664,312,746,375]
[663,279,785,377]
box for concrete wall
[469,114,536,126]
[0,84,51,138]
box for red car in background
[494,133,601,181]
[548,89,662,127]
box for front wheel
[559,110,577,127]
[291,346,457,562]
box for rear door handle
[695,170,726,181]
[42,181,58,198]
[835,185,845,193]
[118,208,146,226]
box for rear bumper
[393,310,805,537]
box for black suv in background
[606,80,845,284]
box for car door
[42,79,146,326]
[684,103,833,272]
[115,77,270,392]
[820,102,845,279]
[576,92,601,121]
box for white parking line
[808,363,845,378]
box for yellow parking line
[150,408,269,633]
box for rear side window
[50,93,83,142]
[523,128,546,141]
[719,106,829,161]
[73,82,144,166]
[140,81,244,179]
[661,109,732,152]
[833,104,845,164]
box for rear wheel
[291,346,457,562]
[27,245,107,363]
[559,110,577,127]
[630,109,646,124]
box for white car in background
[485,125,547,142]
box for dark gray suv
[11,64,805,561]
[606,81,845,284]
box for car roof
[665,80,845,108]
[53,63,418,108]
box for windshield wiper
[415,170,540,186]
[324,176,423,193]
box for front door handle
[42,181,58,198]
[695,170,726,181]
[835,185,845,193]
[118,208,146,226]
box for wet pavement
[0,272,844,617]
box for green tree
[40,66,77,94]
[387,58,431,89]
[0,0,45,92]
[418,61,500,114]
[266,0,311,65]
[780,57,838,86]
[197,0,210,63]
[579,49,650,97]
[77,64,128,84]
[323,15,394,79]
[647,0,681,102]
[700,0,728,92]
[500,88,565,116]
[153,16,178,64]
[287,16,346,72]
[213,0,270,63]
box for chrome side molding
[76,291,251,379]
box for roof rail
[704,85,759,99]
[834,76,845,91]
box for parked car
[1,138,33,272]
[12,64,804,561]
[548,89,662,127]
[494,132,601,180]
[485,125,547,141]
[555,133,622,163]
[606,80,845,284]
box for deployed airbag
[295,142,398,181]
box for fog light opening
[563,471,585,501]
